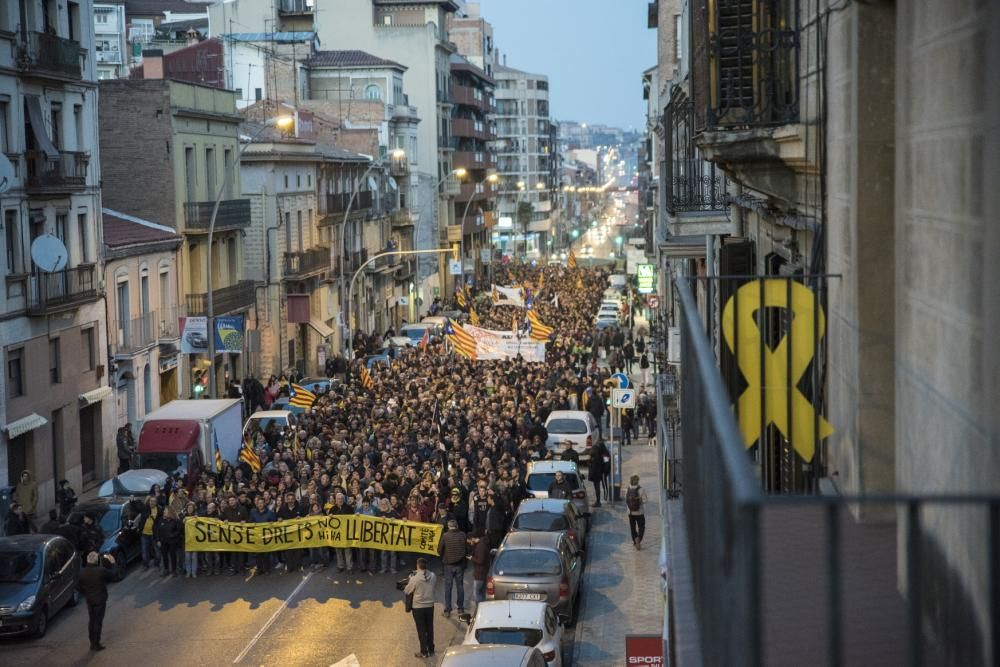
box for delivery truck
[136,399,243,486]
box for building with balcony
[446,2,496,79]
[0,0,115,502]
[494,63,555,259]
[123,0,211,73]
[95,2,128,79]
[449,54,495,287]
[102,209,183,427]
[650,1,1000,664]
[99,73,254,398]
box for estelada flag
[567,250,578,269]
[289,383,317,410]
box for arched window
[364,84,381,101]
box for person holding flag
[239,434,262,474]
[527,309,554,342]
[359,364,375,391]
[289,383,317,412]
[213,432,223,472]
[567,249,578,269]
[444,320,477,360]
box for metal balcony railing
[325,191,373,216]
[691,0,800,131]
[26,266,98,315]
[113,311,157,356]
[185,280,256,316]
[184,199,251,232]
[666,276,1000,667]
[19,32,82,79]
[25,151,89,191]
[283,246,330,278]
[158,305,180,340]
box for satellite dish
[367,176,378,191]
[0,153,13,195]
[31,234,68,273]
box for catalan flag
[527,310,554,341]
[289,383,317,410]
[456,286,467,309]
[444,320,477,360]
[469,305,480,326]
[492,286,501,304]
[359,364,374,391]
[213,431,223,472]
[239,434,261,473]
[567,250,578,269]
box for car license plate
[511,593,544,601]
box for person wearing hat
[438,519,468,618]
[77,551,115,651]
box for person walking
[588,440,609,507]
[4,503,32,535]
[623,338,635,374]
[248,496,276,576]
[116,426,133,474]
[14,470,38,525]
[438,519,468,618]
[639,351,651,389]
[156,508,183,576]
[404,557,437,658]
[77,552,115,651]
[559,440,580,465]
[469,535,491,609]
[625,475,650,549]
[547,471,573,499]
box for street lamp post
[205,115,292,398]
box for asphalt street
[0,560,468,666]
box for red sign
[647,295,659,309]
[625,635,663,665]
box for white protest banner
[491,285,525,307]
[464,324,547,362]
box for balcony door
[117,280,129,347]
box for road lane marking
[330,655,361,667]
[232,571,314,663]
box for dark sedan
[0,535,80,637]
[67,497,143,581]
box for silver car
[510,498,589,550]
[524,460,591,523]
[486,531,584,623]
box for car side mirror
[557,613,571,626]
[489,548,497,557]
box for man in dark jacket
[116,427,133,474]
[77,551,115,651]
[438,519,467,617]
[39,509,62,534]
[4,503,32,535]
[589,440,609,507]
[220,495,248,575]
[469,535,491,608]
[559,441,580,465]
[275,492,305,573]
[547,471,573,500]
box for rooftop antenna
[31,233,68,273]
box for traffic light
[192,370,208,397]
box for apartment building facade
[102,210,183,427]
[99,74,254,399]
[494,64,555,259]
[650,0,1000,664]
[0,0,113,502]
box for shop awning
[307,317,334,339]
[79,386,113,406]
[3,413,48,439]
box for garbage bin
[0,486,14,535]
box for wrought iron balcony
[26,266,99,316]
[185,280,256,316]
[691,0,800,131]
[18,32,82,79]
[283,246,330,278]
[158,305,181,340]
[324,191,373,216]
[669,173,729,214]
[184,199,251,233]
[25,151,89,192]
[112,311,157,357]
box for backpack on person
[626,486,642,512]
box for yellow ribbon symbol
[721,279,834,461]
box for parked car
[486,531,583,622]
[296,377,333,395]
[510,498,588,550]
[524,461,590,522]
[462,600,567,666]
[383,336,413,353]
[0,535,80,637]
[97,469,168,498]
[442,644,548,667]
[543,410,596,462]
[365,353,392,369]
[243,409,297,439]
[400,323,437,345]
[67,498,143,581]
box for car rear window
[526,473,580,493]
[546,418,588,434]
[513,511,569,532]
[494,549,562,576]
[475,628,544,647]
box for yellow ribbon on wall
[720,279,834,461]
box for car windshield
[475,628,544,647]
[526,473,580,493]
[494,549,562,576]
[0,551,40,583]
[514,511,569,532]
[250,417,288,432]
[139,452,188,477]
[69,507,120,535]
[547,419,588,435]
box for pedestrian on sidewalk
[625,475,650,549]
[14,470,38,525]
[404,558,437,658]
[77,551,115,651]
[639,352,651,389]
[621,409,634,446]
[439,519,468,618]
[588,440,609,507]
[623,337,635,374]
[470,535,491,608]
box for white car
[544,410,596,461]
[243,409,297,438]
[462,601,567,666]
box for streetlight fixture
[205,114,293,398]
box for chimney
[502,53,506,67]
[186,27,200,46]
[142,49,164,79]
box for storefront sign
[625,635,663,665]
[179,316,208,354]
[637,264,655,294]
[214,315,245,353]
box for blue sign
[611,372,630,389]
[214,315,245,353]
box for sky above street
[478,0,656,131]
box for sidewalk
[573,439,663,666]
